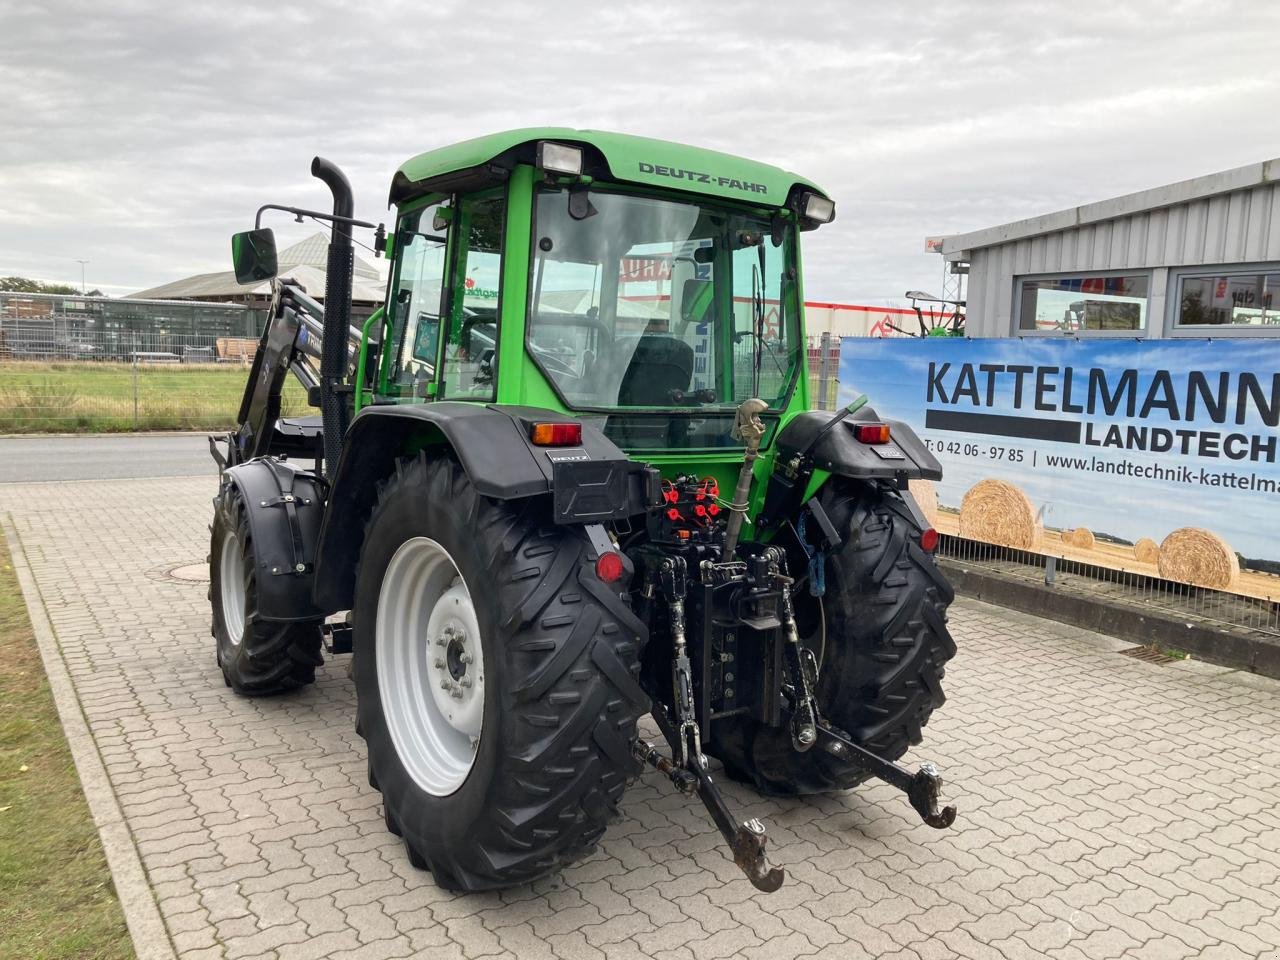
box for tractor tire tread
[210,485,323,696]
[355,454,647,891]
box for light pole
[74,259,89,295]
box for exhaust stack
[310,156,355,478]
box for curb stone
[2,516,178,960]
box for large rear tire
[353,454,648,891]
[710,480,955,795]
[210,486,325,695]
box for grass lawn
[0,534,135,959]
[0,361,309,433]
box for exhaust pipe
[310,156,355,479]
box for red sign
[619,256,672,284]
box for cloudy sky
[2,1,1278,304]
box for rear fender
[775,406,942,483]
[311,403,649,613]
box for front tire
[710,480,956,795]
[209,485,325,695]
[353,454,647,891]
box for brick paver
[3,475,1279,960]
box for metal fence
[0,353,311,434]
[0,320,304,433]
[0,291,266,362]
[2,318,841,433]
[807,333,840,410]
[938,533,1280,639]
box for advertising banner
[838,338,1280,600]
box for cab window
[440,192,505,400]
[386,201,449,398]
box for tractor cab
[366,129,836,451]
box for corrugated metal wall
[966,181,1280,337]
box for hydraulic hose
[723,398,769,558]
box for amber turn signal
[854,423,891,444]
[530,422,583,446]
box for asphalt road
[0,434,217,483]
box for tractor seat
[617,335,694,406]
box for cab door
[378,189,508,403]
[380,199,451,401]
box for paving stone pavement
[3,474,1280,960]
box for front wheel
[710,480,956,795]
[353,454,648,891]
[210,485,324,695]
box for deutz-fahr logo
[638,162,768,195]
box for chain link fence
[2,294,843,432]
[0,295,303,431]
[938,533,1280,640]
[0,343,311,433]
[807,332,840,410]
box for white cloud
[2,0,1278,301]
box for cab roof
[390,127,828,210]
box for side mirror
[680,277,714,325]
[231,228,278,284]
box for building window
[1172,266,1280,332]
[1016,273,1150,334]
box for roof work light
[801,192,836,223]
[536,141,584,176]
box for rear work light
[536,141,584,176]
[854,423,891,444]
[530,422,583,446]
[801,192,836,223]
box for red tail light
[530,422,582,446]
[595,551,624,583]
[854,423,891,444]
[920,528,939,552]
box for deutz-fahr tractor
[210,129,956,893]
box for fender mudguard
[311,402,648,613]
[218,458,326,621]
[775,405,943,482]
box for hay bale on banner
[1068,527,1096,549]
[908,478,939,528]
[1157,528,1240,590]
[1134,537,1160,564]
[958,479,1043,551]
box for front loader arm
[219,280,369,470]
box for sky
[2,1,1278,304]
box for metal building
[939,158,1280,339]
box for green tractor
[210,129,956,893]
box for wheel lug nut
[458,652,472,665]
[460,678,472,688]
[450,687,463,700]
[439,679,452,690]
[434,658,445,669]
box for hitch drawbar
[815,725,957,830]
[635,723,954,892]
[635,734,784,893]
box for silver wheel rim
[375,536,484,797]
[219,530,246,645]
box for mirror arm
[254,203,378,232]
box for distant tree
[0,276,96,295]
